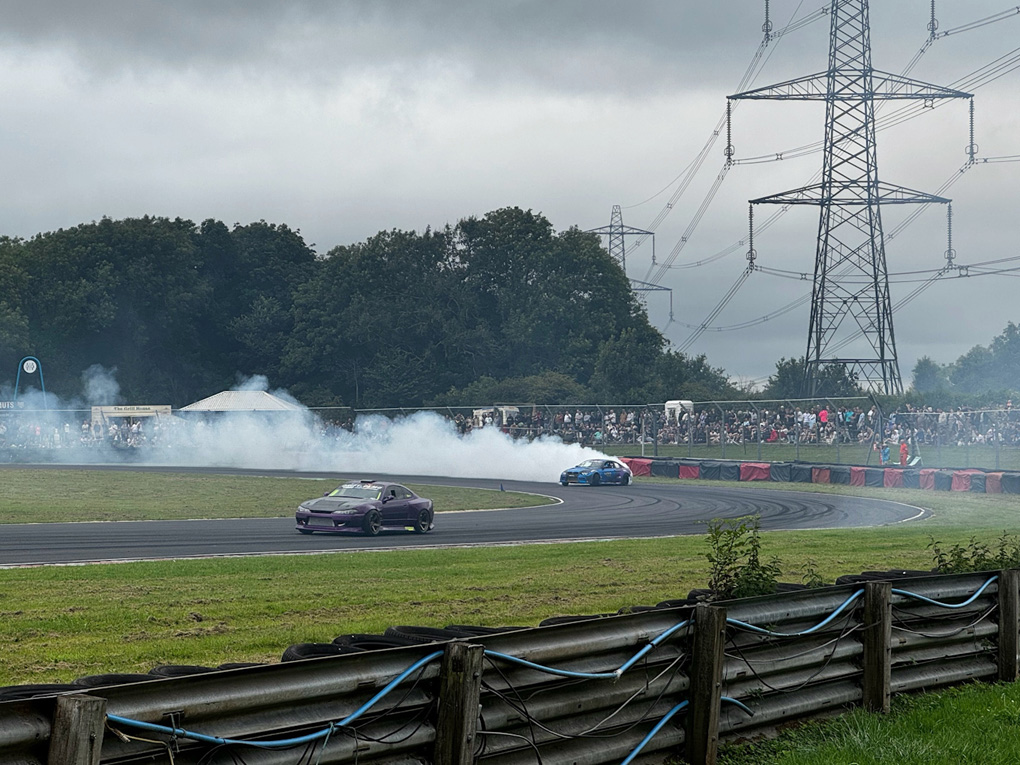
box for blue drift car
[560,459,632,486]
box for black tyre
[445,624,526,636]
[148,665,214,678]
[413,508,433,534]
[333,633,419,650]
[0,683,78,701]
[297,528,313,535]
[560,481,569,486]
[362,509,382,536]
[539,613,614,626]
[217,662,267,670]
[589,473,601,486]
[384,625,463,643]
[282,642,353,662]
[73,673,155,688]
[620,474,630,486]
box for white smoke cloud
[1,371,610,482]
[82,364,122,405]
[146,409,606,483]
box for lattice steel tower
[588,205,647,274]
[588,206,674,320]
[730,0,970,395]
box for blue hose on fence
[726,589,865,637]
[619,696,753,765]
[483,618,691,679]
[107,649,444,749]
[893,575,997,608]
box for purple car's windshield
[329,484,383,500]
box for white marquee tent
[179,390,304,412]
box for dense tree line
[908,322,1020,405]
[0,209,737,408]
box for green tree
[458,208,648,385]
[988,322,1020,393]
[229,222,318,383]
[285,227,480,407]
[589,327,665,402]
[434,371,592,406]
[911,355,949,393]
[762,357,806,399]
[0,238,29,373]
[17,216,212,403]
[762,357,860,399]
[949,344,995,394]
[648,351,738,403]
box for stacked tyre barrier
[1,569,1017,765]
[621,457,1020,495]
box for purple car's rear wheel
[362,510,382,536]
[413,508,433,534]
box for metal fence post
[434,642,484,765]
[750,402,762,461]
[687,604,726,765]
[47,694,107,765]
[995,414,1001,470]
[688,404,694,458]
[714,404,726,460]
[862,582,892,713]
[998,569,1020,682]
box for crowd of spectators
[891,401,1020,448]
[0,414,214,452]
[3,400,1019,457]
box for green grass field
[0,469,1017,685]
[0,469,1018,763]
[0,468,554,522]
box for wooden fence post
[47,694,107,765]
[687,604,726,765]
[999,569,1020,682]
[862,581,892,713]
[434,642,484,765]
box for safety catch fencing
[1,570,1017,765]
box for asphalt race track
[0,466,926,567]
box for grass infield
[0,468,554,523]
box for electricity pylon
[729,0,971,395]
[588,206,674,322]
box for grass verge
[717,682,1020,765]
[0,468,554,522]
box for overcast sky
[1,1,1017,387]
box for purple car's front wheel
[362,510,382,536]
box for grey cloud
[0,2,774,94]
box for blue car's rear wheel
[362,510,382,536]
[621,474,630,486]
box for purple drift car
[295,480,434,536]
